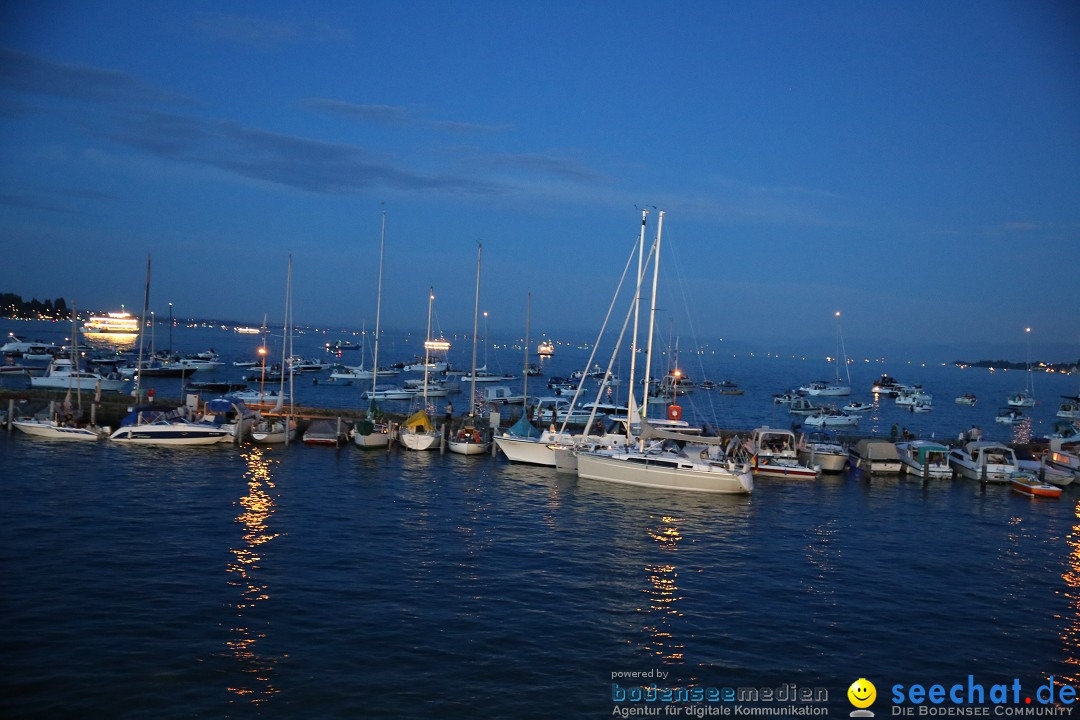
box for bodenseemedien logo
[849,678,877,717]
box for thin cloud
[194,13,352,49]
[0,46,187,105]
[301,98,509,134]
[104,110,505,195]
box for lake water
[2,318,1079,718]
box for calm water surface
[3,319,1080,717]
[2,435,1079,718]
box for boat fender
[667,404,682,421]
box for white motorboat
[12,417,110,441]
[302,418,350,446]
[1045,439,1080,484]
[955,394,978,406]
[787,396,821,416]
[1,334,60,358]
[996,407,1023,424]
[531,397,597,427]
[1013,446,1075,487]
[871,374,906,397]
[109,405,230,445]
[896,440,951,479]
[804,410,861,428]
[195,398,258,442]
[743,426,819,479]
[448,425,491,455]
[895,387,932,407]
[1057,396,1080,420]
[796,430,848,473]
[948,441,1019,482]
[849,438,902,474]
[29,357,127,393]
[842,401,873,413]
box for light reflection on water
[225,445,284,704]
[641,516,685,664]
[1060,499,1080,685]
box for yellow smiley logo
[848,678,876,709]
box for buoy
[667,404,682,421]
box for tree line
[1,292,72,319]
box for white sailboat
[355,210,391,450]
[398,287,442,451]
[1007,326,1036,408]
[574,210,753,495]
[449,241,492,456]
[802,311,851,396]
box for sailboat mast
[371,210,386,397]
[423,287,434,405]
[133,254,151,403]
[468,242,482,418]
[522,292,530,415]
[640,210,664,422]
[628,209,648,415]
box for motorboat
[1010,471,1061,498]
[109,405,230,445]
[804,409,861,428]
[849,438,902,474]
[787,396,821,416]
[531,397,596,427]
[1045,440,1080,484]
[896,440,951,479]
[537,340,554,356]
[743,426,819,479]
[226,389,288,405]
[1,334,61,358]
[1013,446,1075,487]
[797,430,848,473]
[29,357,127,393]
[895,387,932,407]
[195,398,258,442]
[1057,396,1080,420]
[909,399,933,413]
[948,441,1019,482]
[955,394,977,406]
[1006,392,1036,408]
[773,391,799,405]
[842,401,873,413]
[995,407,1023,424]
[303,418,349,446]
[871,374,906,397]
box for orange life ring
[667,404,682,421]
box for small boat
[996,407,1023,424]
[251,416,298,444]
[226,389,288,405]
[1,335,61,358]
[955,394,977,406]
[896,440,951,479]
[1010,471,1061,498]
[324,340,359,351]
[109,405,230,445]
[871,374,906,397]
[787,396,821,416]
[537,340,554,356]
[804,409,861,428]
[1058,396,1080,420]
[948,441,1018,482]
[195,398,258,442]
[909,399,933,413]
[842,401,874,413]
[233,360,259,368]
[895,387,932,407]
[448,424,491,456]
[29,357,127,393]
[797,430,848,473]
[743,427,819,479]
[12,415,110,441]
[302,418,349,446]
[772,391,799,405]
[849,438,903,474]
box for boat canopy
[854,438,900,460]
[403,409,434,432]
[507,414,542,438]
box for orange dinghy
[1010,471,1062,499]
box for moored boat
[948,441,1018,482]
[955,393,977,406]
[849,438,902,474]
[1010,471,1061,498]
[896,440,951,479]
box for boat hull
[12,420,107,441]
[110,426,229,445]
[576,451,753,494]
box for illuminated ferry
[82,310,140,338]
[537,340,554,356]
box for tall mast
[640,210,664,423]
[628,209,648,416]
[371,209,386,400]
[423,287,433,405]
[468,241,482,419]
[522,292,530,416]
[133,254,150,403]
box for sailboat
[575,210,754,494]
[449,241,492,456]
[802,312,851,397]
[1007,327,1036,408]
[251,256,298,444]
[398,287,442,451]
[354,210,392,449]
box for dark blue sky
[1,1,1078,359]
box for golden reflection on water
[226,445,283,704]
[640,516,685,663]
[1059,498,1080,685]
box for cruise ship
[82,310,140,338]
